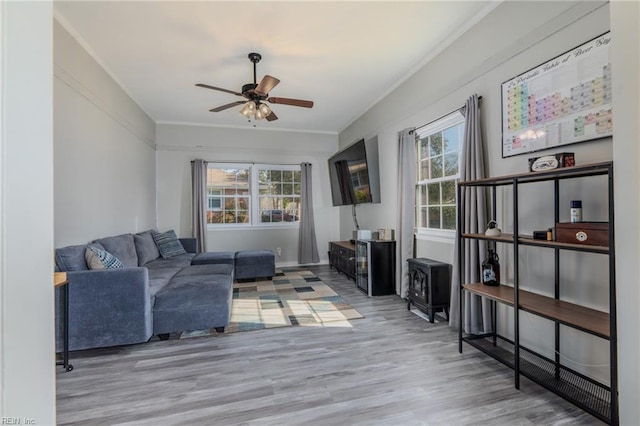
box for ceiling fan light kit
[196,52,314,123]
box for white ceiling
[54,1,498,134]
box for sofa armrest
[55,267,152,351]
[179,237,198,254]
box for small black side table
[55,273,73,372]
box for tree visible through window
[416,112,464,232]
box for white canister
[570,200,582,223]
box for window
[257,166,301,224]
[415,112,464,238]
[206,165,250,225]
[206,163,301,227]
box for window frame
[252,164,301,228]
[206,163,252,228]
[415,111,465,243]
[205,163,302,229]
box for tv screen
[328,136,381,206]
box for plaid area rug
[180,268,364,338]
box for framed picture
[502,32,612,158]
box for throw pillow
[152,230,186,259]
[85,246,124,270]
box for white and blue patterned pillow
[152,229,186,259]
[85,246,124,270]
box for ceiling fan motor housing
[242,83,258,95]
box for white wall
[156,123,338,265]
[53,20,157,247]
[339,0,612,250]
[0,2,56,423]
[610,0,640,423]
[339,0,640,421]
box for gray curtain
[191,159,208,253]
[449,94,492,334]
[396,128,416,298]
[298,162,320,264]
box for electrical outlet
[276,247,282,257]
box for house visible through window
[206,166,250,225]
[415,111,464,237]
[206,163,301,227]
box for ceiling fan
[196,52,314,122]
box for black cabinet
[329,241,355,280]
[355,240,395,296]
[407,258,451,323]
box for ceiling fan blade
[209,101,245,112]
[195,83,243,97]
[265,110,278,121]
[254,75,280,96]
[267,97,314,108]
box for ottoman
[153,264,234,337]
[234,250,276,281]
[192,251,235,266]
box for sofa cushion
[94,234,139,268]
[134,230,160,266]
[55,244,89,272]
[144,253,195,270]
[85,246,124,270]
[55,242,105,272]
[192,251,235,266]
[173,263,234,278]
[152,230,187,259]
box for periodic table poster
[502,32,612,157]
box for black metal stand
[56,282,73,372]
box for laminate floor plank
[57,265,604,425]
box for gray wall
[0,2,56,423]
[610,0,640,422]
[155,124,338,265]
[339,1,639,422]
[54,20,157,247]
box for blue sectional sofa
[54,230,275,351]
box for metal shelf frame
[457,162,617,425]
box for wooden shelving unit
[457,162,617,424]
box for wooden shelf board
[459,161,612,187]
[462,233,608,253]
[332,241,355,251]
[462,283,610,339]
[519,237,609,253]
[462,233,514,243]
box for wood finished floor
[56,265,603,425]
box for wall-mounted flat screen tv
[328,136,381,206]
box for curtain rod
[191,160,302,166]
[410,95,482,134]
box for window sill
[207,224,299,231]
[415,228,456,244]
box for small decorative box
[555,222,609,246]
[529,152,575,172]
